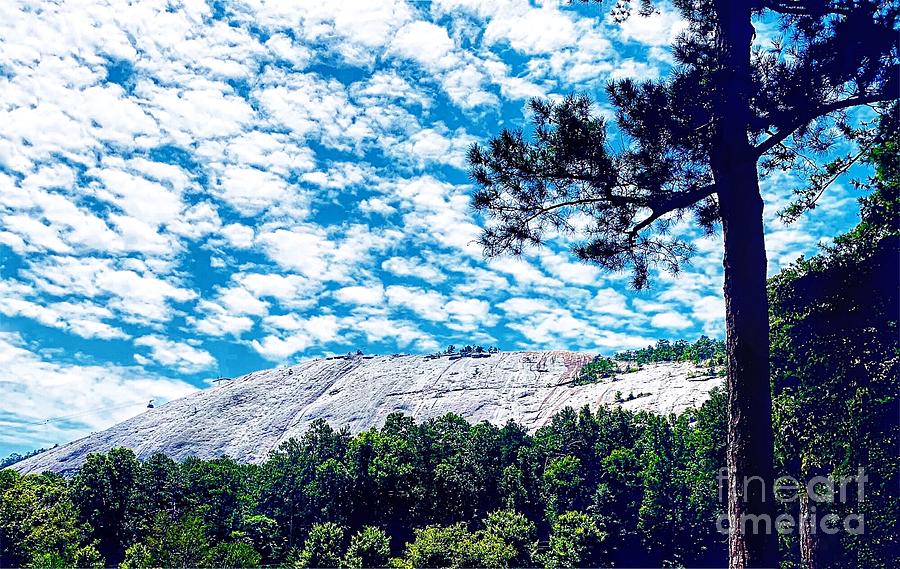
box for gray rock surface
[12,351,722,474]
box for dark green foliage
[482,510,537,567]
[397,522,516,569]
[137,514,210,568]
[203,541,262,569]
[769,106,900,569]
[235,514,282,564]
[70,447,140,565]
[432,345,500,357]
[0,470,97,568]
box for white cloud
[498,296,553,317]
[615,9,687,47]
[353,316,438,351]
[0,295,130,340]
[22,256,196,325]
[387,126,478,170]
[483,4,577,54]
[381,256,446,283]
[587,288,637,318]
[335,284,386,305]
[216,286,269,316]
[359,197,397,216]
[388,20,498,109]
[189,301,255,338]
[214,166,297,217]
[251,315,342,360]
[220,223,256,248]
[0,331,195,449]
[650,311,694,330]
[134,335,216,374]
[386,285,447,321]
[390,21,456,67]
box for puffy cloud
[615,9,688,47]
[335,284,386,306]
[188,301,256,338]
[0,331,196,450]
[251,314,343,360]
[381,256,446,283]
[134,335,216,374]
[650,311,694,330]
[353,316,438,351]
[21,256,196,325]
[0,294,130,340]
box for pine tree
[468,2,897,566]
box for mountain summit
[14,351,721,474]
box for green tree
[398,523,515,569]
[179,456,256,542]
[541,456,583,520]
[482,510,537,567]
[541,511,607,569]
[296,522,345,568]
[0,472,86,568]
[593,447,644,565]
[468,4,898,565]
[140,514,210,569]
[119,543,152,569]
[128,452,182,539]
[345,417,423,541]
[636,414,680,565]
[70,447,139,565]
[237,514,283,564]
[344,526,391,568]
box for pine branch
[629,184,718,238]
[754,88,899,158]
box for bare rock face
[12,351,721,474]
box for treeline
[614,336,725,366]
[574,337,725,386]
[0,448,46,470]
[0,393,729,569]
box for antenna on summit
[147,399,155,409]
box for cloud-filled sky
[0,0,867,455]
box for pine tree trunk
[718,166,779,568]
[712,1,779,567]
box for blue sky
[0,0,868,455]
